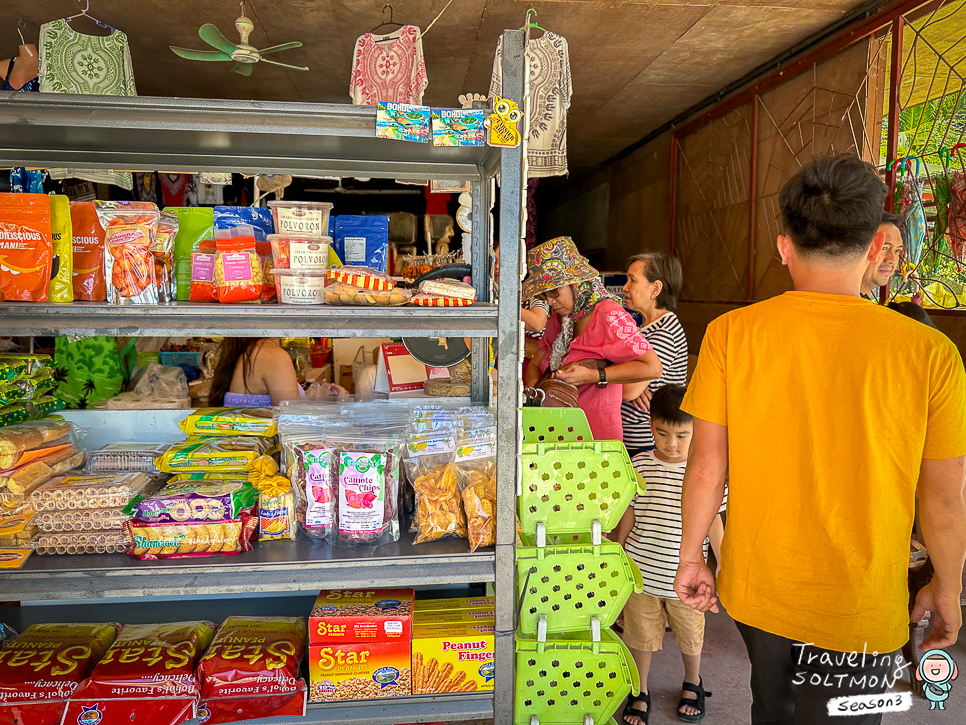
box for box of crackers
[411,621,495,695]
[308,641,411,702]
[309,588,413,644]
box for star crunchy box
[0,623,118,725]
[411,621,495,695]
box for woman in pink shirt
[523,237,662,440]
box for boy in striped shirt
[616,384,725,724]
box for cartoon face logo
[77,704,103,725]
[916,649,958,711]
[486,98,523,148]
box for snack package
[324,281,411,306]
[411,293,474,307]
[197,617,307,723]
[407,433,467,545]
[0,623,118,725]
[30,472,151,512]
[30,395,66,418]
[131,479,258,523]
[411,621,494,694]
[124,515,256,559]
[170,206,215,301]
[256,241,276,301]
[85,442,170,476]
[95,201,161,305]
[0,404,30,427]
[0,449,85,510]
[0,420,73,469]
[48,194,74,304]
[189,238,218,302]
[268,233,332,271]
[0,510,37,544]
[326,266,394,291]
[33,507,130,534]
[70,201,107,301]
[215,237,262,304]
[214,206,273,240]
[268,201,332,238]
[452,429,497,551]
[32,529,128,555]
[271,268,327,305]
[155,437,272,474]
[153,212,179,303]
[418,278,477,301]
[179,408,277,437]
[292,443,335,542]
[0,193,52,302]
[246,455,297,541]
[335,440,403,547]
[0,358,27,384]
[333,215,389,273]
[64,622,214,725]
[0,354,52,379]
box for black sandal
[677,678,711,723]
[623,691,651,725]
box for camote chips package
[0,622,118,725]
[0,193,52,302]
[196,617,307,723]
[64,621,214,725]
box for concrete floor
[623,605,966,724]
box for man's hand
[631,388,652,413]
[912,580,963,650]
[554,362,597,386]
[674,560,719,613]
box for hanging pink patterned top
[538,299,653,441]
[350,25,428,106]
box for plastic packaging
[0,192,52,302]
[0,353,52,378]
[0,450,85,509]
[269,200,333,238]
[214,206,273,239]
[256,240,276,301]
[125,514,257,559]
[48,194,74,303]
[406,432,467,544]
[95,201,161,305]
[33,507,130,533]
[70,200,107,301]
[132,479,258,523]
[170,206,215,301]
[324,281,411,306]
[269,233,332,271]
[452,428,497,551]
[156,437,272,473]
[411,293,473,307]
[333,214,389,272]
[86,442,171,476]
[0,511,37,544]
[215,237,262,303]
[418,278,477,301]
[153,211,179,303]
[189,238,218,302]
[180,407,277,437]
[271,268,327,305]
[326,265,394,291]
[30,472,151,512]
[32,529,128,555]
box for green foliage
[881,91,966,162]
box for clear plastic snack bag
[95,201,161,305]
[406,431,467,544]
[452,427,497,551]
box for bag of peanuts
[95,201,161,305]
[64,621,214,725]
[215,237,262,304]
[197,616,307,723]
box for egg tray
[32,507,131,533]
[29,472,151,511]
[31,529,126,556]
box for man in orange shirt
[674,154,966,724]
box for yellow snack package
[155,436,272,473]
[48,194,74,303]
[179,408,278,437]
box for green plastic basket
[516,539,643,636]
[515,629,639,725]
[518,442,642,536]
[522,408,593,443]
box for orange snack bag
[189,239,218,302]
[215,237,262,304]
[0,193,52,302]
[70,201,106,301]
[257,241,276,301]
[95,202,161,304]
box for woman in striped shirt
[620,253,688,457]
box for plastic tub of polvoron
[270,268,327,305]
[268,201,333,238]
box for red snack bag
[256,241,276,301]
[95,202,161,304]
[0,193,52,302]
[215,237,262,304]
[69,202,107,301]
[65,621,214,725]
[0,622,118,725]
[189,239,218,303]
[197,617,307,723]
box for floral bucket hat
[522,236,599,301]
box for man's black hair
[887,301,938,329]
[779,155,887,258]
[650,384,692,427]
[880,210,902,228]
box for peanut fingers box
[411,622,495,695]
[413,608,494,625]
[309,588,413,644]
[414,596,495,611]
[308,641,411,702]
[0,623,117,725]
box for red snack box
[309,588,414,645]
[308,640,411,702]
[0,623,118,725]
[196,616,307,724]
[64,621,214,725]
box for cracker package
[197,617,307,723]
[0,622,118,725]
[69,201,107,301]
[48,194,74,304]
[0,193,52,302]
[155,437,272,474]
[179,407,277,437]
[406,431,467,544]
[325,266,394,291]
[124,515,256,559]
[95,201,161,305]
[250,459,297,542]
[452,428,497,551]
[65,622,214,725]
[131,479,257,523]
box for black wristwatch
[596,368,608,389]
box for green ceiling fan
[170,2,308,76]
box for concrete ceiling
[4,0,870,177]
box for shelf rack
[0,27,529,725]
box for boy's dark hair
[880,210,902,228]
[627,252,684,311]
[650,384,692,427]
[779,155,887,258]
[887,301,938,329]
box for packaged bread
[324,281,411,306]
[0,420,73,469]
[156,436,272,473]
[418,279,478,301]
[179,407,277,437]
[124,515,257,559]
[30,471,150,512]
[0,448,83,507]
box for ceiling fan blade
[199,23,239,54]
[260,58,309,71]
[231,62,253,77]
[258,41,302,55]
[170,47,233,62]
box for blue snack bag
[333,215,389,273]
[214,206,274,242]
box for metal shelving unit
[0,27,528,725]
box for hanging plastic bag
[452,427,497,551]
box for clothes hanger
[65,0,116,32]
[18,20,34,57]
[371,3,404,36]
[519,7,548,35]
